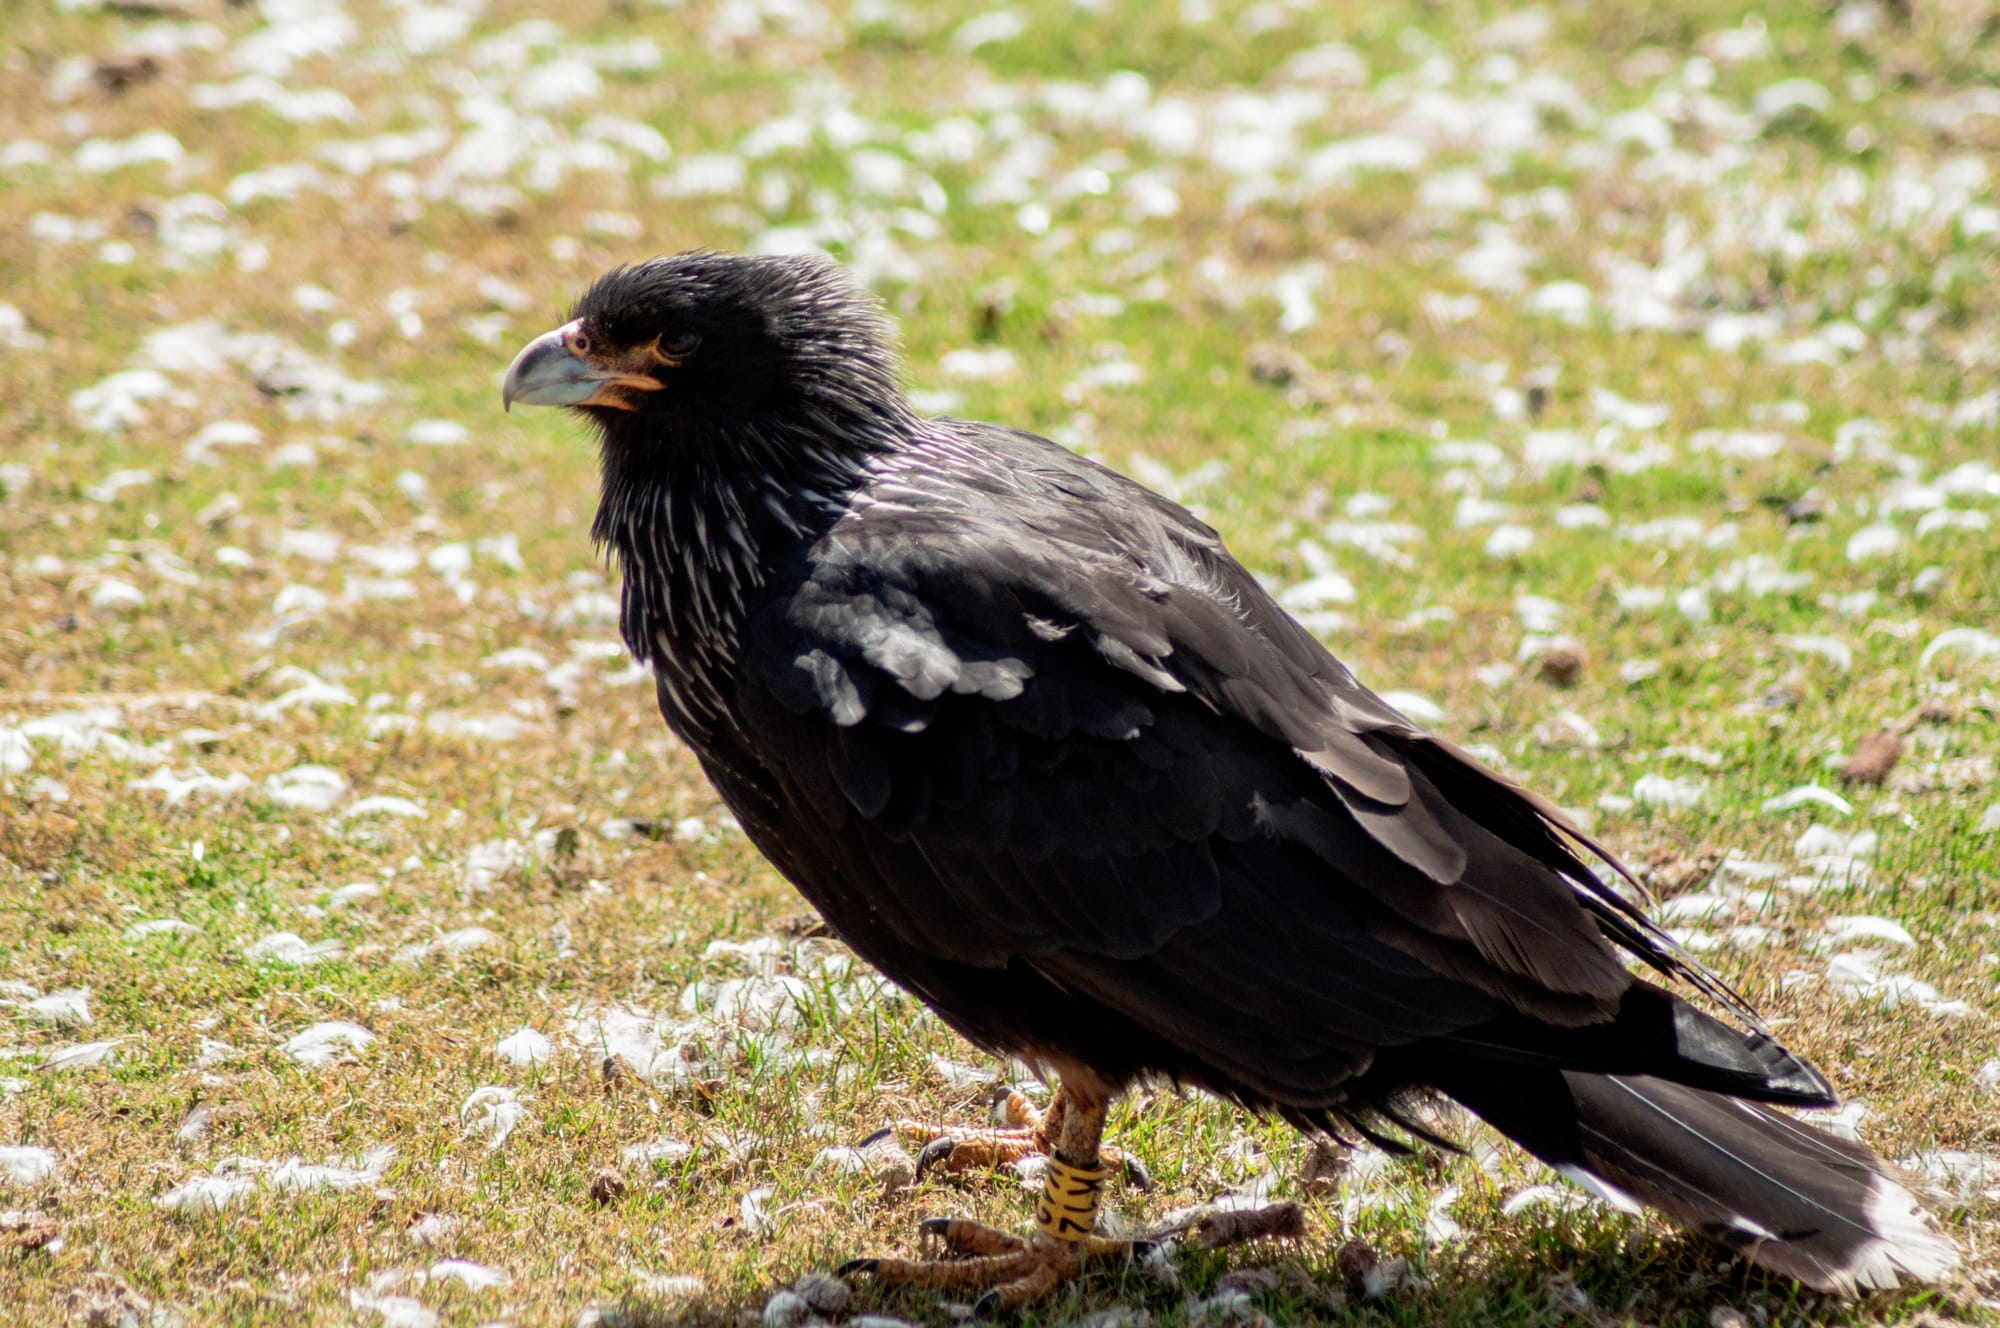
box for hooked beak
[501,319,665,413]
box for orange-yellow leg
[844,1072,1141,1313]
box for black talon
[971,1290,1003,1319]
[856,1126,894,1148]
[1120,1155,1153,1191]
[837,1258,878,1277]
[917,1217,955,1239]
[914,1136,958,1179]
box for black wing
[725,419,1812,1112]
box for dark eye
[662,332,701,358]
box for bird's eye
[565,327,592,356]
[662,333,701,358]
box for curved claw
[914,1136,959,1180]
[856,1126,895,1149]
[839,1221,1152,1308]
[1121,1154,1153,1191]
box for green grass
[2,0,1998,1325]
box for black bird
[503,251,1954,1306]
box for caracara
[503,251,1955,1309]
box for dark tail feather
[1447,981,1837,1108]
[1445,1070,1957,1294]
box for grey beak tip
[503,321,607,411]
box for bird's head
[502,251,908,450]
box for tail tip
[1846,1172,1960,1290]
[1772,1172,1960,1295]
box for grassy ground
[3,0,1998,1324]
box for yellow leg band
[1035,1156,1111,1242]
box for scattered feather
[282,1021,374,1067]
[25,989,90,1026]
[1845,524,1902,561]
[1920,627,2000,668]
[1902,1149,2000,1201]
[343,795,425,820]
[1632,774,1705,809]
[1761,785,1852,816]
[938,347,1016,380]
[623,1139,694,1166]
[44,1040,118,1071]
[87,580,146,613]
[1501,1183,1594,1215]
[406,420,468,446]
[156,1174,259,1214]
[460,1087,528,1150]
[494,1027,553,1066]
[129,765,251,806]
[268,1145,396,1193]
[124,918,201,940]
[1824,916,1914,947]
[350,1291,438,1328]
[1378,691,1445,725]
[427,1258,507,1290]
[262,764,349,811]
[1776,634,1853,671]
[0,1145,58,1186]
[245,932,342,966]
[1796,825,1878,859]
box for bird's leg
[843,1072,1138,1312]
[882,1081,1149,1186]
[1036,1086,1118,1240]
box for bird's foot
[873,1086,1150,1188]
[842,1080,1294,1312]
[837,1186,1305,1312]
[840,1218,1142,1314]
[878,1084,1048,1180]
[843,1152,1137,1312]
